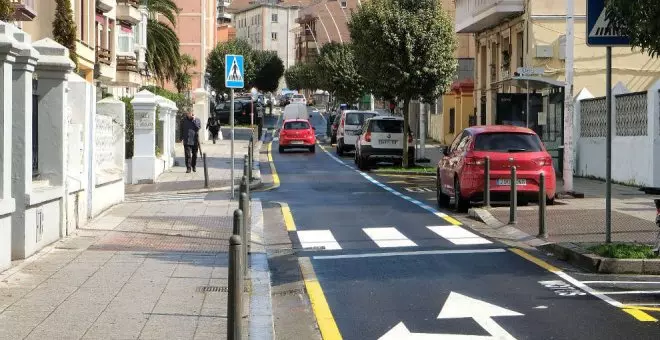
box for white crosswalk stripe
[363,227,416,248]
[427,225,492,245]
[297,230,342,250]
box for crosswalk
[124,192,208,203]
[294,225,492,251]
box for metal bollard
[509,166,517,225]
[202,153,209,188]
[483,157,491,208]
[538,172,547,238]
[240,192,249,276]
[227,235,242,340]
[243,155,249,179]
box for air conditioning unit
[535,45,553,58]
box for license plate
[291,141,304,145]
[378,140,398,145]
[496,179,527,186]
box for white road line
[595,290,660,295]
[555,272,623,307]
[619,303,660,306]
[581,281,660,285]
[363,227,417,248]
[313,248,506,260]
[427,226,492,245]
[297,230,342,250]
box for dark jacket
[180,116,201,145]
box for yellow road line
[280,203,296,231]
[299,257,342,340]
[509,248,560,273]
[622,305,660,312]
[267,142,280,188]
[443,215,463,226]
[622,308,658,322]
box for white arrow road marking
[379,292,523,340]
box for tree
[252,50,285,93]
[0,0,12,22]
[52,0,78,67]
[174,54,197,94]
[206,39,255,93]
[316,42,363,103]
[607,0,660,57]
[284,62,317,91]
[349,0,457,167]
[145,0,181,84]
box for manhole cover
[196,286,251,293]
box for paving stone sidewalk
[0,140,260,339]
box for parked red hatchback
[436,125,556,212]
[278,119,316,153]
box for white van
[336,110,378,156]
[281,103,309,122]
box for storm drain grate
[196,286,251,293]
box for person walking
[206,116,220,144]
[180,111,201,173]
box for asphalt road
[258,108,660,339]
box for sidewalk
[485,177,660,244]
[0,141,266,340]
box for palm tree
[174,54,197,94]
[144,0,181,84]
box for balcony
[455,0,524,33]
[117,0,141,25]
[96,0,115,13]
[96,46,111,66]
[115,55,141,86]
[10,0,37,21]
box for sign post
[225,54,245,200]
[586,0,630,243]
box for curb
[466,207,549,248]
[248,198,275,339]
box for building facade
[173,0,217,90]
[295,0,357,63]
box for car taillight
[365,132,371,142]
[534,156,553,166]
[464,156,485,166]
[340,118,345,128]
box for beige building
[20,0,148,97]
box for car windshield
[284,121,310,130]
[346,112,376,125]
[371,120,403,133]
[473,132,543,152]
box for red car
[278,119,316,153]
[436,125,556,212]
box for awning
[496,76,565,90]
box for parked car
[436,125,557,212]
[279,119,316,153]
[330,113,341,144]
[354,116,414,170]
[214,99,253,125]
[290,93,307,105]
[336,110,378,156]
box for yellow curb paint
[386,180,409,184]
[622,308,658,322]
[267,142,280,188]
[299,257,342,340]
[442,215,463,226]
[509,248,560,273]
[280,203,296,231]
[623,305,660,312]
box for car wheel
[330,135,336,144]
[278,146,284,153]
[336,139,344,156]
[453,177,469,213]
[354,150,359,164]
[358,156,369,171]
[546,196,555,206]
[309,145,316,153]
[436,175,450,208]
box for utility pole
[563,0,575,192]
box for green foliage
[155,105,163,157]
[0,0,12,22]
[121,97,135,159]
[349,0,457,166]
[316,42,363,103]
[588,243,658,259]
[174,53,197,94]
[284,62,317,91]
[145,0,182,84]
[606,0,660,58]
[252,50,285,92]
[52,0,78,67]
[140,85,192,137]
[206,39,255,92]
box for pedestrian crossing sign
[586,0,630,46]
[225,54,244,88]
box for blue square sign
[225,54,244,89]
[586,0,630,46]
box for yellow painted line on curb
[280,203,296,231]
[509,248,560,272]
[443,215,463,226]
[299,257,342,340]
[267,142,280,188]
[622,308,658,322]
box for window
[371,120,403,133]
[473,132,543,152]
[346,112,376,125]
[340,0,347,8]
[117,24,134,53]
[272,13,278,22]
[449,108,456,133]
[272,32,278,41]
[284,121,311,130]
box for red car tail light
[365,132,371,142]
[534,156,553,167]
[464,156,484,166]
[340,118,345,128]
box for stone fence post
[156,95,177,168]
[194,88,209,142]
[130,90,157,184]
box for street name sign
[225,54,245,89]
[586,0,630,46]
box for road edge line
[279,202,297,231]
[298,257,343,340]
[267,142,280,189]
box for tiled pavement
[0,141,256,340]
